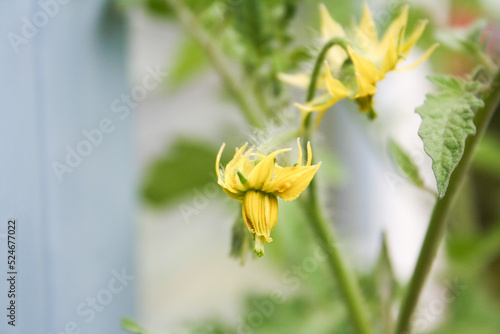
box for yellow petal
[224,144,249,179]
[348,46,382,81]
[222,187,243,200]
[277,72,311,88]
[296,138,303,166]
[242,190,278,242]
[290,139,312,166]
[357,3,378,48]
[295,94,335,113]
[396,43,438,71]
[241,202,254,233]
[247,148,291,190]
[354,73,377,99]
[306,141,313,166]
[400,20,428,56]
[348,47,382,98]
[261,139,320,200]
[326,46,348,71]
[215,143,225,179]
[295,95,339,129]
[268,163,322,201]
[379,5,409,53]
[220,143,250,195]
[381,32,398,73]
[325,62,351,98]
[319,3,345,39]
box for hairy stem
[164,0,266,128]
[256,129,300,154]
[394,69,500,334]
[302,39,373,334]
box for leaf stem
[301,39,373,334]
[305,38,348,102]
[394,69,500,334]
[164,0,266,128]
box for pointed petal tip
[216,143,226,178]
[396,43,439,72]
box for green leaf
[169,36,208,88]
[141,138,219,207]
[388,139,424,188]
[145,0,171,17]
[121,318,152,334]
[233,0,266,55]
[416,75,484,198]
[436,19,488,57]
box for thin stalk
[165,0,266,128]
[394,69,500,334]
[305,38,348,102]
[302,39,373,334]
[303,37,347,143]
[253,78,274,118]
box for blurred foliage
[168,36,209,88]
[118,0,311,117]
[473,133,500,176]
[141,138,218,206]
[389,139,425,189]
[427,202,500,334]
[122,318,155,334]
[120,0,500,333]
[437,19,488,58]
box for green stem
[305,38,348,102]
[303,37,348,141]
[301,39,373,334]
[253,78,274,118]
[394,69,500,334]
[164,0,266,128]
[302,186,373,334]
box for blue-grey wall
[0,1,136,333]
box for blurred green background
[118,0,500,333]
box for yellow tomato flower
[343,4,438,114]
[283,3,438,121]
[216,139,321,257]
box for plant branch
[164,0,266,128]
[394,69,500,334]
[301,39,373,334]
